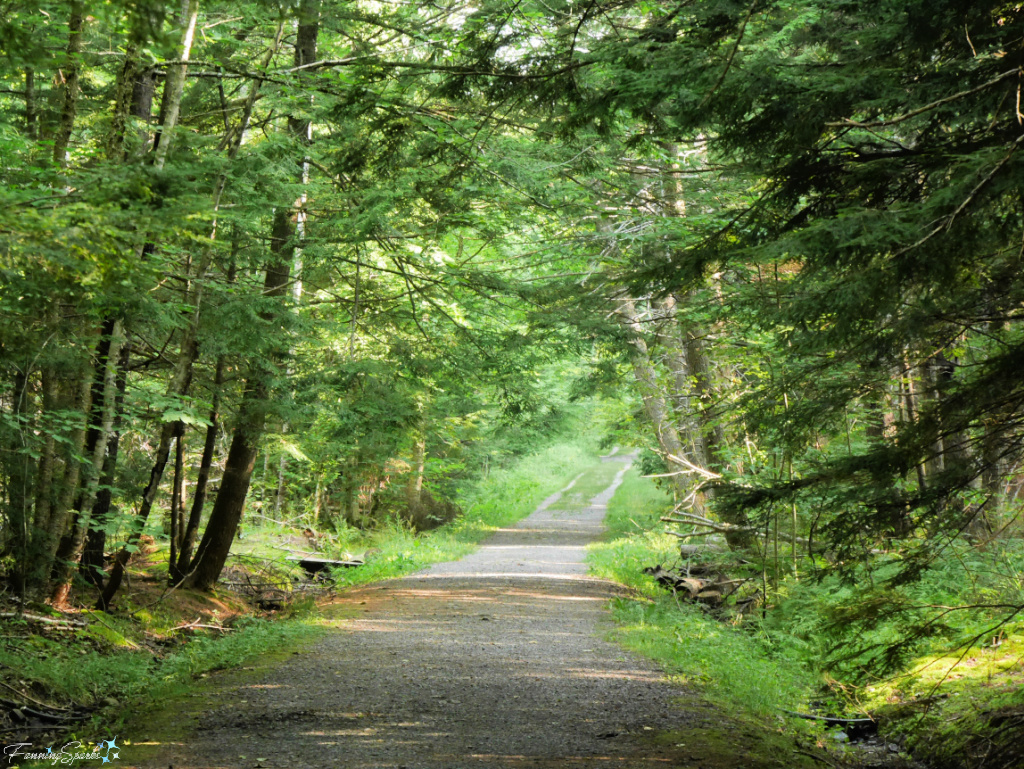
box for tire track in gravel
[141,453,718,769]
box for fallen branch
[171,618,233,633]
[784,710,877,739]
[665,453,722,480]
[0,681,71,712]
[0,699,76,722]
[664,529,722,539]
[0,612,86,627]
[661,516,755,534]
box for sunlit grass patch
[550,458,626,511]
[864,625,1024,706]
[586,468,678,596]
[609,597,813,717]
[854,618,1024,760]
[329,439,600,587]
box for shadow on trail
[136,453,738,769]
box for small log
[642,565,712,597]
[286,555,363,578]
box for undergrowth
[587,469,816,717]
[765,542,1024,767]
[0,610,322,737]
[590,469,1024,768]
[322,437,601,587]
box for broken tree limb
[0,612,87,627]
[664,453,722,480]
[665,529,723,538]
[661,515,756,534]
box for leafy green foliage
[329,436,601,587]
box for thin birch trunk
[151,0,199,170]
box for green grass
[606,598,814,717]
[587,469,816,718]
[550,457,627,512]
[0,611,323,715]
[324,438,603,587]
[8,614,326,769]
[587,468,679,595]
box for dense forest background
[1,1,1023,766]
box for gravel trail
[142,454,712,769]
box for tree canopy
[0,2,1022,707]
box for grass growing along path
[588,468,1024,769]
[587,469,816,718]
[323,439,605,587]
[3,440,603,765]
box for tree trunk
[151,0,199,169]
[30,366,58,548]
[680,319,755,549]
[172,352,226,581]
[312,478,324,524]
[50,323,126,607]
[37,372,91,601]
[901,355,929,495]
[81,337,131,588]
[406,437,426,508]
[168,422,186,581]
[107,45,140,160]
[681,321,726,475]
[131,66,157,153]
[24,67,36,139]
[653,296,702,464]
[22,362,88,599]
[5,369,35,595]
[184,224,294,590]
[275,452,288,517]
[615,298,691,502]
[52,2,86,166]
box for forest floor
[119,454,887,769]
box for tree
[521,0,1024,576]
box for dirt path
[135,455,799,769]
